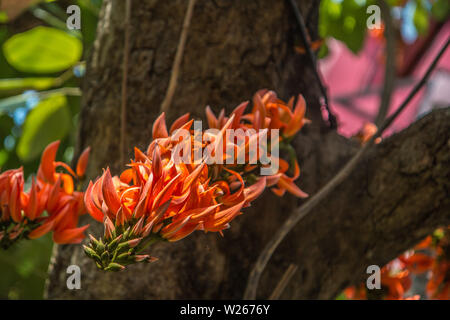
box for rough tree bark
[45,0,450,299]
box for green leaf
[17,94,71,161]
[431,0,450,21]
[0,114,14,140]
[318,43,329,59]
[319,0,368,54]
[0,11,8,23]
[413,3,429,35]
[77,0,101,46]
[2,26,82,74]
[0,78,56,92]
[0,149,8,168]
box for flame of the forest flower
[343,227,450,300]
[0,141,90,248]
[83,90,310,271]
[352,122,382,145]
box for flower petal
[152,112,169,139]
[76,146,91,177]
[38,140,60,183]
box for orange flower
[352,122,381,145]
[205,90,309,198]
[207,90,310,139]
[427,260,450,300]
[343,284,367,300]
[380,266,412,300]
[343,262,415,300]
[343,228,450,300]
[270,158,308,198]
[84,144,266,270]
[0,141,90,248]
[399,252,434,274]
[84,90,310,270]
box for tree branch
[244,37,450,299]
[374,0,396,126]
[286,0,337,129]
[256,107,450,299]
[269,264,298,300]
[160,0,196,114]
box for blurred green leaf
[0,149,8,168]
[318,43,329,59]
[0,11,8,23]
[3,26,82,73]
[0,234,53,299]
[0,114,14,139]
[386,0,403,5]
[431,0,450,21]
[319,0,371,54]
[17,94,71,161]
[336,292,348,300]
[77,0,101,46]
[413,2,429,35]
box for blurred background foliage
[0,0,447,299]
[0,0,101,299]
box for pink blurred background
[319,20,450,138]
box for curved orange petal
[160,215,191,239]
[167,223,199,242]
[231,101,248,128]
[28,220,55,239]
[284,95,306,137]
[151,173,181,211]
[52,225,89,244]
[208,199,245,229]
[101,169,121,214]
[47,176,62,212]
[120,168,134,184]
[205,106,218,129]
[58,173,74,194]
[271,187,286,197]
[152,112,169,139]
[9,178,22,222]
[244,177,266,203]
[26,177,38,220]
[84,181,104,222]
[39,140,60,183]
[76,146,91,177]
[169,113,190,134]
[277,175,308,198]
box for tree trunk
[45,0,450,299]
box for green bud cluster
[83,218,163,271]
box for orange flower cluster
[344,262,418,300]
[205,90,309,197]
[343,227,450,300]
[0,141,90,248]
[83,90,310,271]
